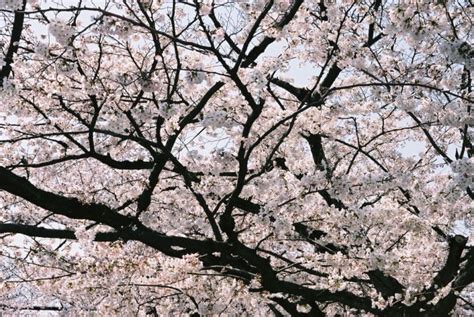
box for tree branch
[0,1,26,84]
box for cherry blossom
[0,0,472,315]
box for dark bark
[0,1,26,84]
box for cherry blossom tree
[0,0,472,315]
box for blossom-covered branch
[0,0,472,315]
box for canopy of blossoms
[0,0,472,315]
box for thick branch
[241,0,304,68]
[0,1,26,83]
[430,235,468,290]
[0,166,132,228]
[367,270,404,298]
